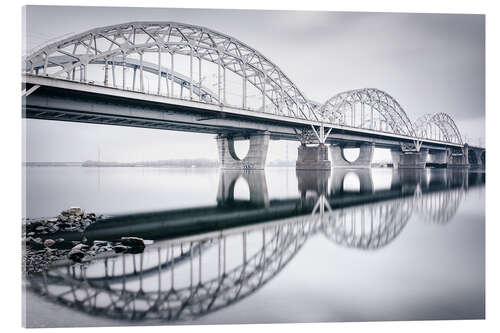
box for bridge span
[22,21,485,170]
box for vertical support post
[104,60,109,86]
[223,66,226,105]
[370,106,374,130]
[43,53,48,75]
[170,53,174,97]
[111,62,116,87]
[351,104,355,127]
[198,57,202,101]
[139,52,144,92]
[132,66,137,90]
[122,53,126,89]
[361,103,365,128]
[189,47,193,99]
[261,74,266,112]
[217,58,221,104]
[242,60,247,109]
[157,48,161,94]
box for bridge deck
[23,75,468,150]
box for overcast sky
[23,6,485,162]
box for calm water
[23,167,485,327]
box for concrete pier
[468,147,485,169]
[216,132,270,170]
[296,144,331,170]
[427,149,449,166]
[392,149,428,169]
[447,144,469,168]
[330,143,375,168]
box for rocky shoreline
[23,207,146,275]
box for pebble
[43,239,55,248]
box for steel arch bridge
[23,21,467,147]
[26,184,467,323]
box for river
[22,166,485,327]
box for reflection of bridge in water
[27,169,484,323]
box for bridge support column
[467,147,485,169]
[296,144,331,170]
[216,132,270,170]
[330,143,374,168]
[447,144,470,168]
[391,149,428,169]
[391,149,401,169]
[427,149,449,167]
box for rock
[71,243,89,252]
[43,239,55,248]
[120,237,145,247]
[67,206,84,216]
[55,238,65,243]
[120,237,145,253]
[35,226,46,232]
[48,225,59,233]
[47,218,58,223]
[68,249,85,262]
[29,237,44,250]
[93,240,108,247]
[113,245,129,253]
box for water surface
[23,167,485,327]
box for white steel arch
[320,88,416,136]
[414,113,463,144]
[24,21,318,121]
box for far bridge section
[22,21,485,171]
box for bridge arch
[24,21,317,121]
[414,113,463,144]
[320,88,415,136]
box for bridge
[26,168,483,323]
[22,21,485,170]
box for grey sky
[23,6,485,162]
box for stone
[120,237,145,247]
[58,215,69,222]
[35,226,46,232]
[120,237,145,253]
[47,218,58,223]
[93,240,108,247]
[29,237,44,250]
[48,225,59,233]
[71,243,89,252]
[68,249,85,262]
[43,239,55,248]
[67,206,84,216]
[113,245,129,253]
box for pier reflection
[26,168,484,323]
